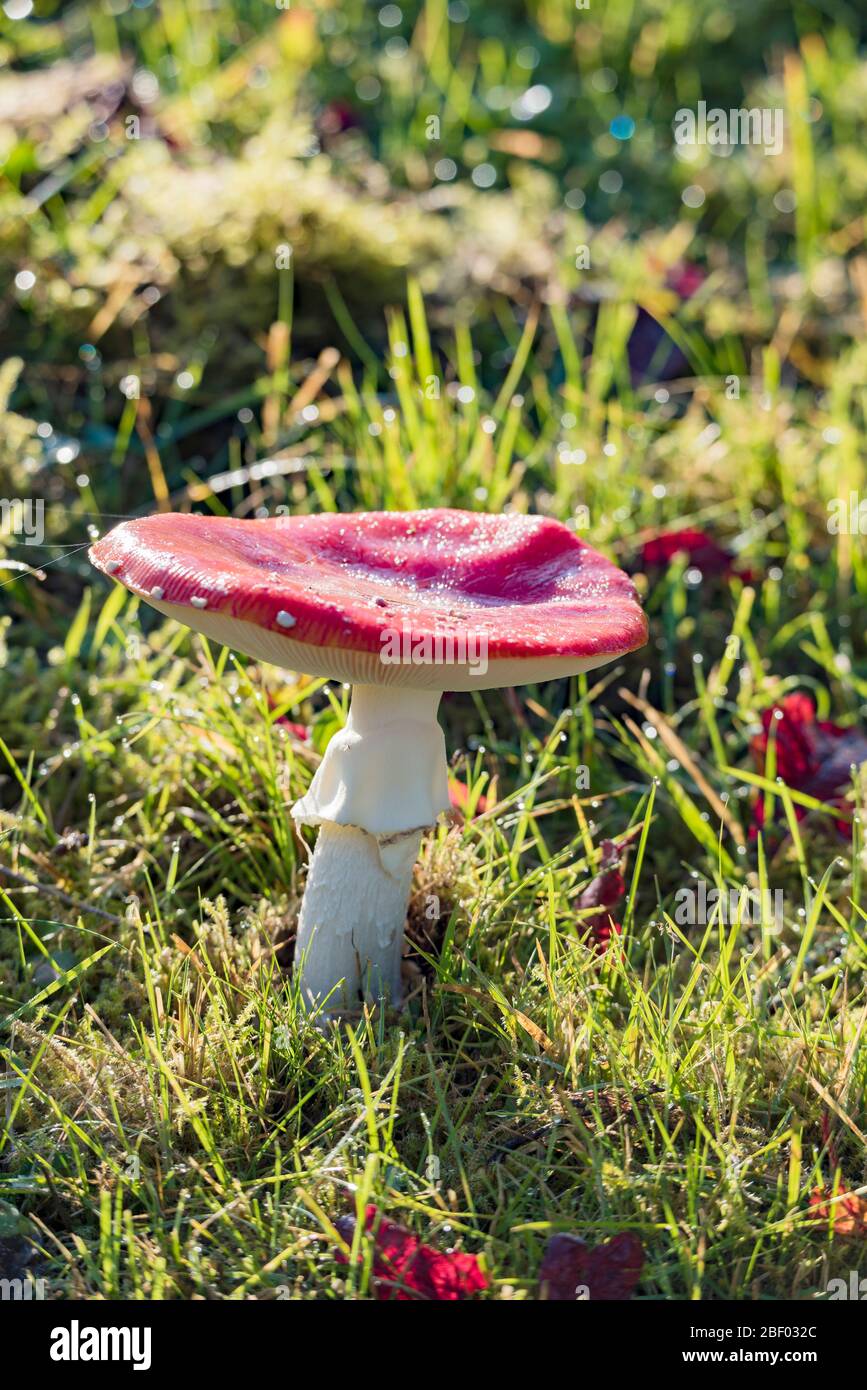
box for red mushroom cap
[89,509,647,690]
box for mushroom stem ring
[89,508,648,1016]
[291,684,449,1008]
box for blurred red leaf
[640,527,736,577]
[576,839,625,951]
[666,261,706,300]
[281,720,310,742]
[265,691,310,742]
[751,692,867,833]
[335,1206,487,1300]
[448,777,488,816]
[809,1187,867,1237]
[316,98,363,140]
[539,1231,644,1300]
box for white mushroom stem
[291,684,450,1011]
[293,824,421,1008]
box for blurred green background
[3,0,867,517]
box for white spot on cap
[151,586,164,600]
[276,610,297,628]
[190,596,208,609]
[106,560,120,574]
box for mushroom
[89,509,647,1011]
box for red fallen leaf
[316,99,363,140]
[666,261,705,300]
[809,1186,867,1237]
[751,692,867,834]
[265,691,310,741]
[576,839,625,951]
[640,527,737,578]
[448,778,489,816]
[334,1206,487,1301]
[280,720,310,742]
[539,1231,644,1300]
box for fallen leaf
[335,1206,487,1300]
[281,720,310,742]
[751,692,867,834]
[809,1186,867,1237]
[448,777,488,815]
[539,1231,644,1300]
[575,839,625,950]
[640,527,736,577]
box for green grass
[2,351,866,1297]
[2,0,867,1300]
